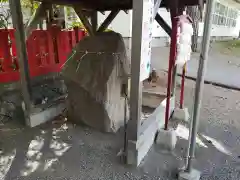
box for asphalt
[150,47,240,90]
[1,78,240,180]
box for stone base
[127,97,175,166]
[156,128,177,151]
[28,103,65,127]
[172,107,190,122]
[178,169,201,180]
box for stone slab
[29,103,65,127]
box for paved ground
[1,78,240,180]
[150,46,240,89]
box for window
[212,2,239,27]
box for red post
[0,29,12,72]
[79,29,85,41]
[0,29,20,82]
[40,31,50,66]
[164,17,178,130]
[57,31,71,67]
[9,29,17,56]
[69,30,77,48]
[48,26,61,64]
[180,63,186,109]
[27,30,50,77]
[28,31,41,76]
[9,29,19,70]
[26,31,35,74]
[74,27,79,43]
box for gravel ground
[0,79,240,180]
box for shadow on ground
[0,79,240,180]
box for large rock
[62,32,130,133]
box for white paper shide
[175,22,193,66]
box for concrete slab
[140,70,168,108]
[178,169,201,180]
[142,91,166,109]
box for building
[0,0,239,47]
[200,0,240,39]
[99,0,240,47]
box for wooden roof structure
[35,0,204,11]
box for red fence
[0,27,85,83]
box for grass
[219,39,240,48]
[214,39,240,57]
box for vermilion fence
[0,27,85,83]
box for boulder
[62,32,130,132]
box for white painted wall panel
[98,11,132,37]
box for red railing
[0,27,85,83]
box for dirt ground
[0,77,240,180]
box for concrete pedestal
[22,101,66,127]
[172,107,190,122]
[178,169,201,180]
[127,97,175,166]
[156,128,177,151]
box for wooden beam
[74,6,94,36]
[9,0,32,126]
[153,0,163,18]
[90,11,98,33]
[155,13,171,36]
[97,10,120,32]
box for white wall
[106,9,172,38]
[152,9,172,37]
[98,11,132,37]
[108,4,240,38]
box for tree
[186,6,201,52]
[0,2,11,28]
[0,0,39,16]
[0,0,39,11]
[0,0,40,26]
